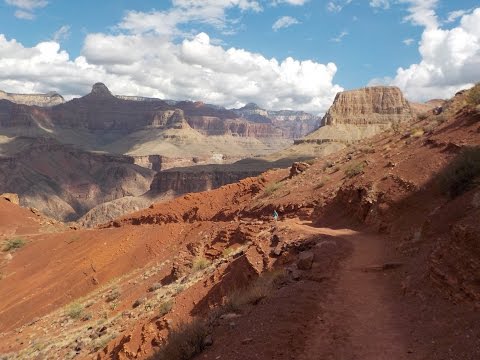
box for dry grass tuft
[2,237,26,252]
[440,147,480,198]
[191,257,211,272]
[150,320,208,360]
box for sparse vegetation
[410,127,425,138]
[158,300,174,317]
[440,147,480,198]
[226,270,287,311]
[222,247,235,258]
[66,302,84,319]
[149,282,162,292]
[106,288,121,302]
[315,180,326,189]
[417,113,429,121]
[2,237,26,252]
[150,320,208,360]
[263,181,282,196]
[345,162,365,178]
[466,83,480,105]
[391,120,401,134]
[191,257,211,272]
[435,114,447,124]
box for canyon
[0,83,478,360]
[0,84,445,223]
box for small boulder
[289,162,310,178]
[0,193,19,205]
[297,251,315,270]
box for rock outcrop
[149,166,262,196]
[297,86,414,145]
[323,86,413,126]
[0,90,65,107]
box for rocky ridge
[0,90,65,107]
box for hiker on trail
[273,209,279,222]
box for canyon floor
[1,89,480,360]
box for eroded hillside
[0,86,479,360]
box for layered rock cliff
[149,165,262,196]
[0,137,155,221]
[0,90,65,107]
[0,84,306,140]
[299,86,414,144]
[323,86,413,126]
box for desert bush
[345,162,365,178]
[150,320,208,360]
[435,114,447,124]
[191,257,210,272]
[222,247,235,258]
[3,237,26,252]
[149,283,162,292]
[226,270,287,311]
[440,147,480,198]
[158,300,174,317]
[263,182,282,196]
[315,180,325,189]
[417,113,429,121]
[466,83,480,105]
[410,127,425,138]
[106,288,121,302]
[66,302,84,319]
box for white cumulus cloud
[0,30,343,113]
[272,16,300,31]
[391,7,480,101]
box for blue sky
[0,0,479,113]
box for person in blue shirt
[273,209,279,221]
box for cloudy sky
[0,0,479,113]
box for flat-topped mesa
[0,89,65,107]
[323,86,414,126]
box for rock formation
[149,165,262,196]
[296,86,414,145]
[0,90,65,107]
[0,138,155,221]
[323,86,413,126]
[233,102,321,138]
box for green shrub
[191,257,210,272]
[66,302,84,319]
[440,147,480,198]
[3,238,26,252]
[345,162,365,178]
[150,320,208,360]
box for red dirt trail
[200,219,480,360]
